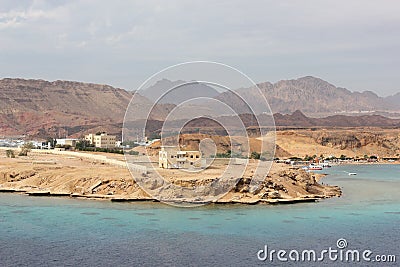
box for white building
[56,138,78,147]
[159,146,201,169]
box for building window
[196,155,199,158]
[190,155,193,158]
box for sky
[0,0,399,96]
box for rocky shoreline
[0,150,341,205]
[0,187,336,205]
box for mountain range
[217,76,399,115]
[0,77,399,138]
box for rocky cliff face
[312,131,400,151]
[276,129,400,158]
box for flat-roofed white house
[159,145,201,169]
[56,138,78,147]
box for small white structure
[56,138,78,147]
[159,146,201,169]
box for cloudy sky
[1,0,399,96]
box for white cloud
[0,0,399,95]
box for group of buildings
[0,133,120,150]
[3,133,205,170]
[56,133,120,149]
[53,133,120,149]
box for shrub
[19,143,34,156]
[6,150,15,158]
[250,151,261,160]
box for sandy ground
[0,148,341,204]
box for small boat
[343,171,357,176]
[308,164,323,170]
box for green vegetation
[212,150,268,160]
[6,149,15,158]
[215,151,232,158]
[250,151,261,160]
[74,140,127,154]
[75,140,92,150]
[46,137,57,148]
[303,154,317,161]
[19,142,34,156]
[76,146,124,154]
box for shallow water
[0,164,399,266]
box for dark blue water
[0,164,399,266]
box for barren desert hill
[0,78,173,137]
[385,92,400,107]
[272,110,400,128]
[275,128,400,159]
[216,76,399,115]
[1,77,399,138]
[142,111,400,137]
[140,78,220,104]
[146,133,291,158]
[147,128,400,159]
[0,78,132,120]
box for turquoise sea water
[0,164,399,266]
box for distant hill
[273,110,400,128]
[0,78,170,137]
[385,92,400,108]
[216,76,399,115]
[140,110,400,139]
[140,78,220,104]
[141,76,400,117]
